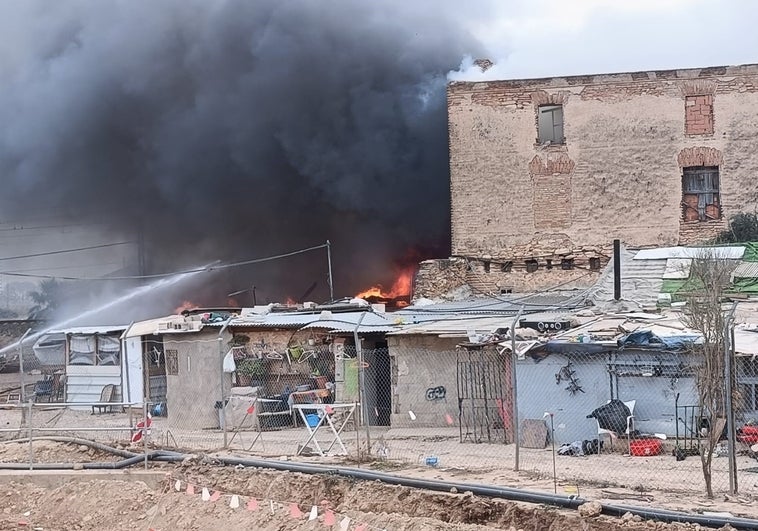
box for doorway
[142,335,167,413]
[374,342,391,426]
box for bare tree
[679,252,736,497]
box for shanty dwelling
[387,307,726,446]
[31,325,130,408]
[153,302,398,433]
[119,314,207,414]
[386,314,543,443]
[386,295,582,433]
[516,314,699,444]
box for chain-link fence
[2,329,757,503]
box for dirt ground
[0,440,745,530]
[0,464,740,531]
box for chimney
[473,58,493,72]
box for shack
[154,302,398,430]
[32,325,129,407]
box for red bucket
[630,438,662,457]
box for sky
[454,0,758,80]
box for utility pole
[326,240,334,302]
[137,222,146,281]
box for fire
[356,268,414,305]
[174,300,198,314]
[285,297,297,306]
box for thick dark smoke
[0,1,485,309]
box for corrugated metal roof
[387,316,514,337]
[214,309,396,333]
[733,261,758,279]
[48,325,129,335]
[634,246,745,260]
[299,311,397,333]
[585,248,666,308]
[396,292,584,325]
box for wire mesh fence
[2,331,757,503]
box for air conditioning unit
[519,319,572,333]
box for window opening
[538,105,564,144]
[682,166,720,221]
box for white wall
[66,365,121,410]
[123,336,143,406]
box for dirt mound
[0,464,735,530]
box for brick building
[416,63,758,298]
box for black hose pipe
[0,452,184,470]
[3,437,139,458]
[213,456,758,530]
[0,447,755,530]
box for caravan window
[97,336,121,366]
[69,335,96,365]
[68,334,121,366]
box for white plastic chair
[596,399,635,453]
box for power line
[0,242,329,281]
[0,241,133,262]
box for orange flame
[174,300,198,314]
[285,297,297,306]
[356,268,413,305]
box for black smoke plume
[0,1,484,308]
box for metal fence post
[143,401,148,470]
[511,308,523,472]
[19,328,31,403]
[354,312,370,456]
[725,302,738,494]
[27,400,33,471]
[219,318,232,448]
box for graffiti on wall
[425,386,446,401]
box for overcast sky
[455,0,758,80]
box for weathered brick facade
[439,63,758,295]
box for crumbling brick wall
[448,64,758,291]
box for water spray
[0,260,220,357]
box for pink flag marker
[289,503,304,518]
[209,490,221,502]
[246,498,258,511]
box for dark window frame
[682,166,720,222]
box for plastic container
[737,425,758,444]
[630,438,662,457]
[305,414,321,428]
[423,455,439,467]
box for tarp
[525,341,610,361]
[618,330,699,351]
[731,277,758,294]
[742,242,758,262]
[587,399,631,434]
